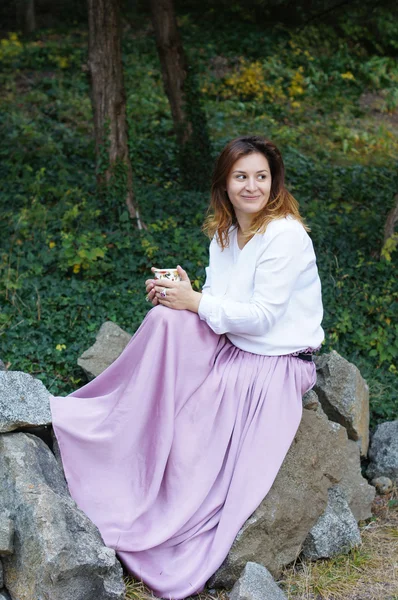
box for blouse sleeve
[198,225,305,336]
[201,266,212,296]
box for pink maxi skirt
[50,306,316,599]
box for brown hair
[203,135,309,249]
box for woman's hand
[145,266,202,313]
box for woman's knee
[146,305,181,327]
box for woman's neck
[236,215,253,235]
[236,225,254,250]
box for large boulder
[301,486,361,559]
[229,562,287,600]
[314,351,369,456]
[338,440,375,521]
[0,371,51,433]
[77,321,131,380]
[209,405,348,588]
[0,515,14,556]
[367,421,398,483]
[0,432,125,600]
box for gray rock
[339,440,375,521]
[302,486,361,559]
[209,406,348,588]
[0,589,11,600]
[367,421,398,483]
[230,562,287,600]
[371,476,393,495]
[314,351,370,456]
[0,516,14,556]
[0,360,5,371]
[302,389,320,411]
[51,428,64,473]
[78,321,131,380]
[0,371,51,433]
[0,432,125,600]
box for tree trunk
[16,0,36,35]
[149,0,212,190]
[87,0,143,228]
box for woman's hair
[203,135,309,248]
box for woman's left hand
[148,266,202,313]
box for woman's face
[226,152,272,227]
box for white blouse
[198,216,324,355]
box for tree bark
[87,0,143,228]
[149,0,191,145]
[149,0,212,190]
[16,0,36,35]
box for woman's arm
[198,227,305,336]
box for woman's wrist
[187,291,202,313]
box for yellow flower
[289,67,305,98]
[73,264,81,273]
[58,57,69,69]
[341,72,355,80]
[49,241,56,249]
[56,344,66,351]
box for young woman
[50,136,324,600]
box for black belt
[296,353,313,362]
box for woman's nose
[244,177,258,191]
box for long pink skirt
[50,306,316,599]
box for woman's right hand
[145,274,159,306]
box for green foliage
[381,233,398,262]
[0,9,397,425]
[179,60,213,191]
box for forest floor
[123,488,398,600]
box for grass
[280,488,398,599]
[122,489,398,600]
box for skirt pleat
[50,306,316,599]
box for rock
[0,516,14,556]
[0,432,125,600]
[371,476,393,495]
[302,389,320,411]
[51,428,64,473]
[0,371,51,433]
[77,321,132,380]
[229,562,287,600]
[314,351,370,456]
[338,440,375,521]
[0,560,3,587]
[0,589,11,600]
[367,421,398,483]
[302,486,361,559]
[0,360,5,371]
[209,406,348,588]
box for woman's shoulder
[259,215,307,241]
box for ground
[123,488,398,600]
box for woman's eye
[236,175,245,180]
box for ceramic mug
[146,268,181,302]
[153,268,181,282]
